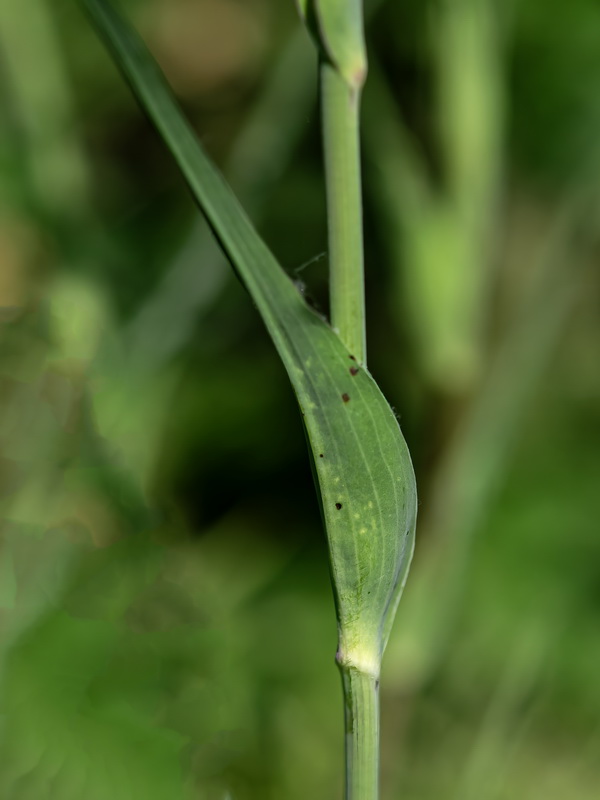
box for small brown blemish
[349,354,356,361]
[335,502,342,510]
[319,453,324,458]
[350,366,359,376]
[342,393,350,403]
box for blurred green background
[1,0,599,798]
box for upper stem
[321,60,367,364]
[340,666,380,800]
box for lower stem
[340,666,380,800]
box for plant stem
[320,24,374,799]
[340,666,380,800]
[321,60,367,364]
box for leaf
[80,0,416,675]
[296,0,367,89]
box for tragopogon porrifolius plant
[80,1,417,797]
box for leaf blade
[81,0,416,671]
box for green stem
[321,60,366,364]
[340,666,380,800]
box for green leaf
[80,0,416,674]
[296,0,367,89]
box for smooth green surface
[321,60,366,365]
[81,0,416,677]
[341,667,379,800]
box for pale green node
[295,0,367,89]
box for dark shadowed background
[1,0,599,798]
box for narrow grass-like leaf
[81,0,416,675]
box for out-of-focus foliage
[0,1,598,799]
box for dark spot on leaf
[319,454,324,458]
[342,393,350,403]
[335,503,342,510]
[375,680,380,691]
[350,366,359,376]
[349,355,356,361]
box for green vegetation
[1,1,599,799]
[81,1,415,796]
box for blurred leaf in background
[0,0,599,799]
